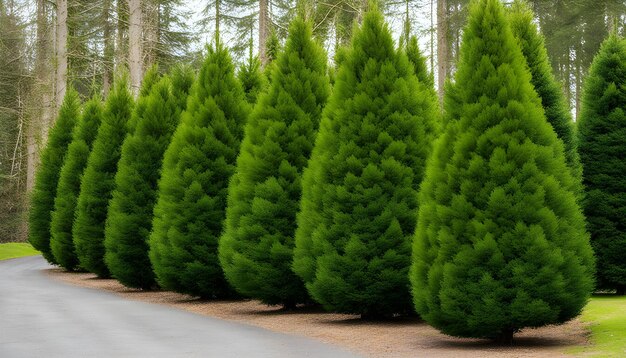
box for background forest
[0,0,625,243]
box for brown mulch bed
[46,268,590,357]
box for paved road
[0,256,359,358]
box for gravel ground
[48,268,590,357]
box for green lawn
[0,242,40,260]
[569,295,626,356]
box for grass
[0,242,40,260]
[569,295,626,356]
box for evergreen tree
[50,98,104,270]
[149,43,249,298]
[28,89,80,263]
[104,67,194,289]
[238,53,266,104]
[293,9,439,317]
[577,34,626,294]
[73,77,134,277]
[405,36,435,89]
[127,65,162,132]
[410,0,594,341]
[219,19,330,307]
[508,0,582,191]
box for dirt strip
[47,268,590,357]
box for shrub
[293,9,439,317]
[219,18,330,307]
[28,89,80,264]
[149,43,249,298]
[409,0,594,341]
[50,98,103,270]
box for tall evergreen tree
[405,36,435,89]
[293,9,439,317]
[238,53,266,104]
[104,67,194,289]
[149,43,249,298]
[219,18,330,307]
[28,89,80,263]
[73,77,134,277]
[50,98,104,270]
[577,34,626,294]
[508,0,582,192]
[410,0,594,341]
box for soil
[46,268,590,357]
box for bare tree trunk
[102,0,114,96]
[27,0,54,192]
[437,0,448,104]
[258,0,268,66]
[128,0,142,96]
[116,0,128,74]
[430,0,435,75]
[55,0,68,108]
[143,0,158,68]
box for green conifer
[104,67,194,289]
[238,53,266,104]
[50,98,103,270]
[293,9,439,317]
[219,19,330,307]
[410,0,594,341]
[28,89,80,263]
[149,43,249,298]
[577,34,626,294]
[73,77,134,277]
[508,0,582,190]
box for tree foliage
[238,53,266,104]
[104,67,194,289]
[219,18,330,307]
[28,89,80,263]
[73,78,134,277]
[293,9,439,317]
[410,0,594,341]
[577,34,626,294]
[149,43,249,298]
[508,0,582,192]
[50,98,103,270]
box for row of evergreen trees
[28,0,624,341]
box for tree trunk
[215,0,220,41]
[258,0,268,66]
[128,0,143,97]
[430,0,435,75]
[143,0,158,68]
[102,0,113,96]
[116,0,128,74]
[437,0,448,105]
[55,0,68,109]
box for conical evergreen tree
[149,43,249,298]
[50,98,104,270]
[219,19,330,307]
[405,36,434,89]
[104,67,194,289]
[410,0,594,341]
[73,77,134,277]
[127,65,161,132]
[508,0,582,191]
[238,53,266,104]
[28,89,80,263]
[577,34,626,294]
[293,9,439,317]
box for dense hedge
[409,0,594,341]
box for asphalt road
[0,256,359,358]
